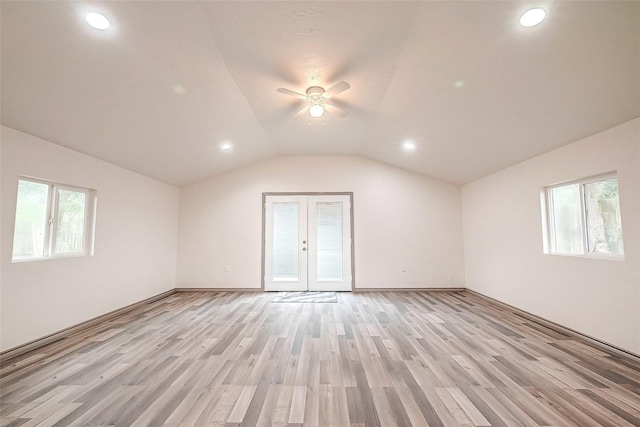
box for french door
[264,194,352,292]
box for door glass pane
[550,184,583,254]
[316,202,343,281]
[584,179,624,255]
[272,202,299,280]
[55,189,87,254]
[12,180,49,260]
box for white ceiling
[2,1,638,187]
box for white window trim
[542,172,624,261]
[12,177,97,263]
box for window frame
[12,177,97,262]
[542,172,624,260]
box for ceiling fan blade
[276,87,308,100]
[322,81,350,99]
[323,102,348,118]
[290,103,309,119]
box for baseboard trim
[0,289,176,364]
[466,289,640,361]
[177,287,466,293]
[355,287,466,292]
[175,288,262,292]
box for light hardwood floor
[1,291,639,426]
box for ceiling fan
[276,81,350,118]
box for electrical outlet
[224,265,230,272]
[448,273,453,281]
[401,265,406,272]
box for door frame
[261,192,355,292]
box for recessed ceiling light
[520,8,546,27]
[85,12,110,30]
[172,85,186,95]
[309,104,325,118]
[402,141,416,151]
[220,142,233,151]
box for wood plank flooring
[1,291,639,426]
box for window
[12,178,96,261]
[543,173,624,258]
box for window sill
[544,252,625,261]
[11,253,91,263]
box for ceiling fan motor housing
[306,86,325,101]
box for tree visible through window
[12,178,95,261]
[584,179,624,255]
[545,174,624,257]
[55,189,87,254]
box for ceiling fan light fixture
[402,140,417,152]
[309,104,325,118]
[85,12,110,30]
[520,8,546,27]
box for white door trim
[262,192,354,292]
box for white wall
[462,118,640,354]
[177,156,465,290]
[1,126,180,352]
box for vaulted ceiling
[2,1,638,187]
